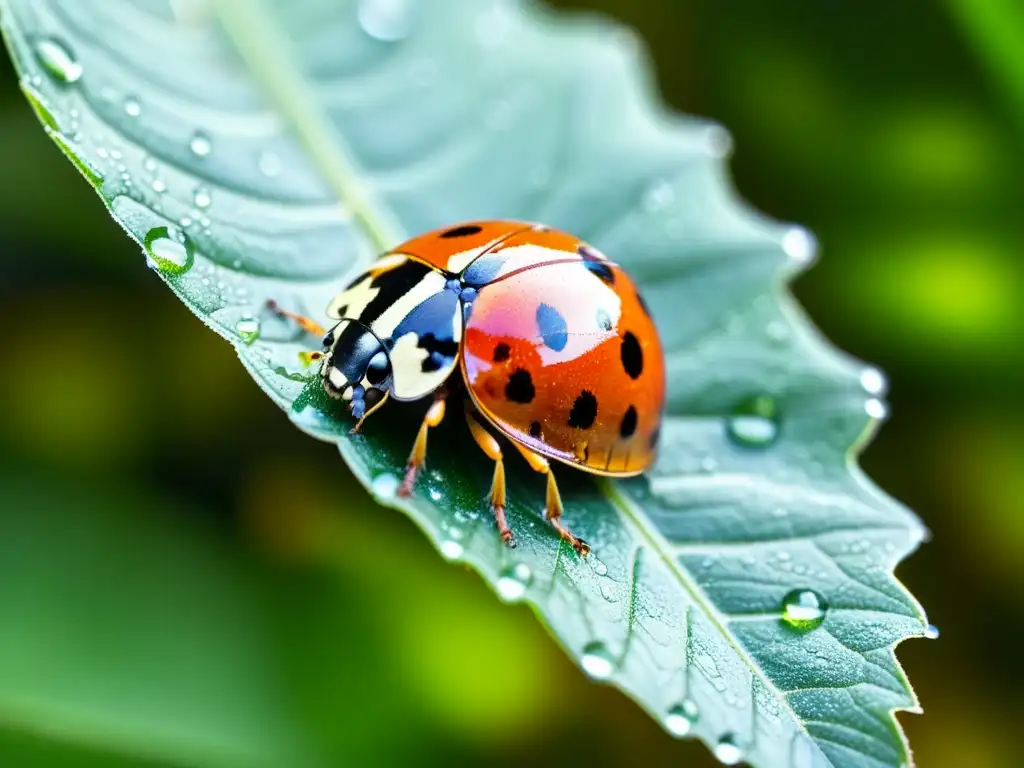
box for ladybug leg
[465,406,514,547]
[511,443,591,557]
[266,299,327,337]
[397,394,447,497]
[349,390,390,434]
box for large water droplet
[781,589,828,631]
[714,734,744,765]
[665,700,699,737]
[496,563,533,601]
[151,179,167,194]
[189,131,212,157]
[580,642,615,680]
[124,97,141,117]
[924,623,940,640]
[358,0,413,41]
[235,316,261,345]
[35,38,82,84]
[144,226,194,275]
[371,473,399,499]
[193,186,212,209]
[726,395,779,448]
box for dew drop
[124,97,141,117]
[34,38,82,84]
[428,487,442,502]
[665,700,699,737]
[703,125,734,158]
[713,733,744,765]
[580,642,615,680]
[189,131,212,157]
[781,589,828,631]
[860,367,887,395]
[358,0,413,41]
[439,539,464,560]
[371,473,399,499]
[782,226,817,264]
[151,179,166,194]
[726,395,779,448]
[142,156,157,173]
[235,316,261,345]
[258,150,281,177]
[865,398,888,420]
[924,623,940,640]
[144,226,194,275]
[193,186,212,209]
[496,563,533,601]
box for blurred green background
[0,1,1020,766]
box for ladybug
[271,221,665,555]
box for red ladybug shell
[389,221,666,475]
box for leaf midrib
[599,478,829,761]
[211,0,402,253]
[211,1,832,763]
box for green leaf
[1,1,929,765]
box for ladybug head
[321,319,393,415]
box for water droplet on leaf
[580,642,615,680]
[665,700,699,737]
[496,563,533,601]
[714,734,744,765]
[865,398,888,420]
[193,186,212,209]
[235,316,261,344]
[924,623,940,640]
[726,395,779,448]
[34,38,82,84]
[371,473,399,499]
[358,0,413,41]
[258,150,281,177]
[781,589,828,631]
[124,97,141,117]
[190,131,212,157]
[439,539,464,560]
[782,226,816,264]
[144,226,194,275]
[860,367,887,395]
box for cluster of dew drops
[32,14,937,761]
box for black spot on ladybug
[635,290,652,318]
[621,331,643,379]
[619,405,638,438]
[440,224,483,238]
[505,368,535,403]
[578,244,615,284]
[649,425,661,449]
[536,303,568,351]
[529,421,542,438]
[568,390,598,429]
[596,307,613,331]
[493,342,511,362]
